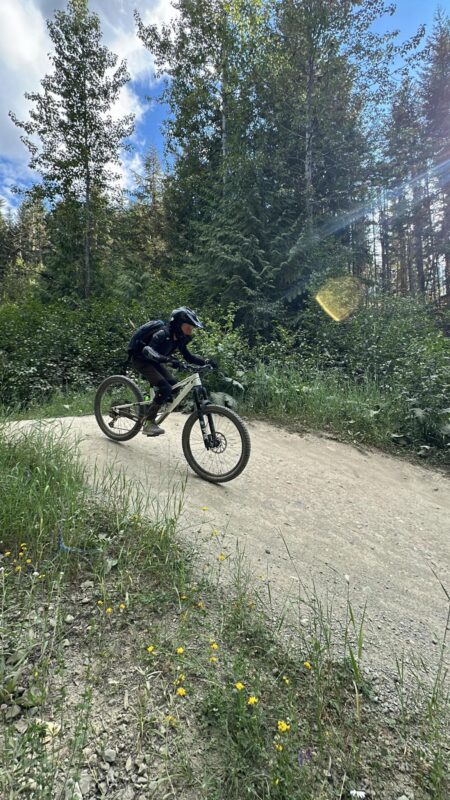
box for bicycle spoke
[185,410,246,479]
[95,376,144,441]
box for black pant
[131,357,176,405]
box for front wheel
[182,405,251,483]
[94,375,144,441]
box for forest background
[0,0,449,461]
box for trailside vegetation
[0,1,449,460]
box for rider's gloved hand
[169,358,181,369]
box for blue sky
[0,0,443,213]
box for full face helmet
[169,307,204,333]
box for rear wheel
[94,375,144,441]
[182,404,251,483]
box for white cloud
[0,156,35,216]
[115,151,146,195]
[0,1,52,159]
[0,0,176,201]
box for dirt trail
[20,414,450,675]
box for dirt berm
[19,414,450,680]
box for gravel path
[19,414,450,676]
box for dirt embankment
[18,414,450,676]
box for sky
[0,0,444,214]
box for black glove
[206,358,218,369]
[169,358,181,369]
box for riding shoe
[142,420,165,436]
[141,397,166,436]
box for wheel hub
[208,432,227,453]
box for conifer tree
[421,10,450,298]
[9,0,134,298]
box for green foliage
[0,287,182,406]
[9,0,134,299]
[242,296,450,456]
[1,294,448,457]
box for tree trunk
[379,194,391,292]
[220,10,228,192]
[442,185,450,298]
[305,53,315,226]
[83,62,91,299]
[83,175,91,299]
[411,177,425,294]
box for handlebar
[175,362,215,372]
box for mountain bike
[94,364,251,483]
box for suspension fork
[193,386,216,445]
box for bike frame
[155,371,206,423]
[112,366,216,444]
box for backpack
[127,320,165,355]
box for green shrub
[0,286,182,407]
[1,293,448,456]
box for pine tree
[109,147,169,300]
[0,202,16,300]
[383,77,428,295]
[9,0,134,299]
[136,0,277,324]
[421,10,450,298]
[15,198,49,274]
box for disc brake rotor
[209,432,227,453]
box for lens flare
[315,276,363,321]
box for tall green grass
[243,362,449,460]
[0,424,448,798]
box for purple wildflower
[297,748,313,767]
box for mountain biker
[128,306,215,437]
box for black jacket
[129,322,205,367]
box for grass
[3,362,449,466]
[0,423,448,799]
[242,362,450,464]
[0,388,95,421]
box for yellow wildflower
[146,645,156,654]
[15,565,21,572]
[18,552,25,558]
[235,681,245,691]
[164,715,177,727]
[4,551,11,557]
[26,559,32,564]
[106,607,113,614]
[274,743,283,752]
[180,594,188,600]
[282,675,290,685]
[303,661,312,670]
[217,553,226,562]
[176,687,186,697]
[277,720,290,733]
[119,603,126,610]
[197,600,205,609]
[20,543,27,548]
[176,647,184,655]
[209,656,218,665]
[210,641,219,650]
[201,506,209,511]
[247,696,258,706]
[211,529,219,537]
